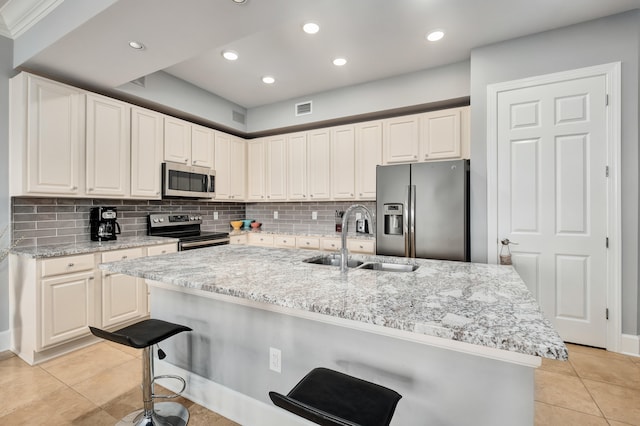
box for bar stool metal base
[116,402,189,426]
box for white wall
[0,35,13,342]
[469,10,640,334]
[247,60,470,133]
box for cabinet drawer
[321,238,341,252]
[248,233,274,246]
[296,237,320,250]
[147,243,178,256]
[274,235,296,248]
[102,247,145,263]
[230,234,248,245]
[41,254,95,278]
[347,239,376,254]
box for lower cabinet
[9,242,178,365]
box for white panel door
[497,75,608,347]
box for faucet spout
[340,204,376,274]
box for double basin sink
[303,253,419,273]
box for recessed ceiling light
[426,30,445,42]
[222,50,238,61]
[262,76,275,84]
[333,57,347,66]
[232,0,247,4]
[128,41,145,50]
[303,22,320,34]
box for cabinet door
[191,124,215,168]
[420,108,461,160]
[86,94,130,197]
[306,129,331,200]
[214,132,231,199]
[246,139,266,201]
[355,121,382,200]
[41,271,95,349]
[331,125,355,200]
[101,248,146,328]
[383,114,419,164]
[131,107,163,199]
[164,116,191,164]
[26,75,84,195]
[230,136,246,200]
[266,136,287,200]
[287,133,307,200]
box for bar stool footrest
[152,374,187,399]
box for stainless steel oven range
[147,213,229,251]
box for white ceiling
[6,0,640,109]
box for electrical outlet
[213,212,218,220]
[274,211,279,219]
[356,212,362,220]
[312,211,318,220]
[269,347,281,373]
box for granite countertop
[100,244,567,360]
[10,236,179,258]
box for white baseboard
[0,329,10,352]
[620,334,640,357]
[156,360,313,426]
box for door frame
[486,62,621,352]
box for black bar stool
[89,319,192,426]
[269,367,402,426]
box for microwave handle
[208,175,215,192]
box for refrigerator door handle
[409,184,416,258]
[403,185,411,257]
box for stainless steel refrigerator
[376,159,470,261]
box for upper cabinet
[306,129,331,200]
[330,125,356,200]
[85,93,130,197]
[247,135,288,202]
[163,117,215,169]
[287,132,308,201]
[214,132,246,200]
[246,138,266,201]
[130,107,163,199]
[355,121,383,200]
[10,73,85,196]
[383,107,470,164]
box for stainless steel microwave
[162,161,215,199]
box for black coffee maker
[90,207,121,241]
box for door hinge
[606,237,609,248]
[605,94,609,106]
[606,166,609,177]
[606,308,609,320]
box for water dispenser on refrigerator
[383,204,403,235]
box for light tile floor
[1,341,639,425]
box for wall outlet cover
[269,347,281,373]
[274,211,278,219]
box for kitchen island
[100,245,567,425]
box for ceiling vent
[232,110,246,124]
[295,101,312,116]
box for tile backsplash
[11,198,376,247]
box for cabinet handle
[156,192,160,195]
[359,245,364,249]
[413,155,418,159]
[303,195,306,198]
[71,186,78,190]
[122,255,128,259]
[359,193,363,196]
[67,263,74,267]
[184,159,189,163]
[267,195,270,198]
[192,160,197,164]
[88,188,93,191]
[161,250,166,254]
[283,240,287,243]
[310,194,314,198]
[350,193,354,196]
[89,276,95,280]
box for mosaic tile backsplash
[11,198,375,247]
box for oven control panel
[148,213,202,227]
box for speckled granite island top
[100,245,567,361]
[11,236,178,258]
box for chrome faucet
[340,204,376,274]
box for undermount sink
[302,254,364,268]
[357,262,419,273]
[302,255,418,272]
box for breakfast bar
[101,245,567,425]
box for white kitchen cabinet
[85,93,130,197]
[321,238,341,252]
[246,138,266,201]
[355,120,382,200]
[274,235,296,248]
[131,107,163,199]
[331,125,356,200]
[247,233,274,246]
[287,132,308,200]
[191,124,215,169]
[306,129,331,200]
[164,116,192,164]
[383,114,420,164]
[266,136,288,201]
[296,236,320,250]
[215,132,246,200]
[347,239,376,254]
[147,243,178,257]
[101,248,146,328]
[419,107,470,160]
[10,73,85,196]
[230,234,248,245]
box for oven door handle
[180,238,230,249]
